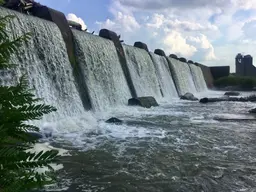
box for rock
[106,117,123,124]
[28,132,43,140]
[169,54,178,59]
[246,94,256,102]
[99,29,118,41]
[224,91,240,96]
[128,97,159,108]
[199,97,209,103]
[180,92,198,101]
[154,49,166,56]
[179,57,187,63]
[134,42,149,52]
[249,108,256,114]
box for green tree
[0,15,59,191]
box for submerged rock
[199,95,256,103]
[224,91,240,96]
[180,92,198,101]
[249,108,256,114]
[106,117,123,124]
[128,97,159,108]
[28,132,43,140]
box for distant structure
[235,53,256,76]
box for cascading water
[123,45,162,99]
[150,53,178,99]
[0,8,85,122]
[167,57,197,95]
[72,30,131,111]
[189,64,208,92]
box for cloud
[96,12,140,33]
[115,0,230,10]
[66,13,87,30]
[242,19,256,40]
[163,31,197,57]
[93,0,256,72]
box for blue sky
[37,0,256,72]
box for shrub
[214,75,256,89]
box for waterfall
[72,30,131,111]
[123,45,162,99]
[189,64,208,92]
[167,58,197,95]
[0,8,86,122]
[150,53,178,99]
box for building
[235,53,256,76]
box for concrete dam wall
[0,5,214,112]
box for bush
[214,75,256,89]
[0,15,59,191]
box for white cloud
[96,12,140,33]
[93,0,256,71]
[66,13,87,30]
[163,31,197,57]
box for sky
[37,0,256,72]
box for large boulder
[180,93,198,101]
[179,57,187,63]
[224,91,240,96]
[134,42,149,52]
[99,29,118,41]
[169,54,178,59]
[154,49,166,56]
[106,117,123,125]
[128,97,159,108]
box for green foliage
[0,15,59,191]
[214,75,256,89]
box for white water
[123,45,162,99]
[150,53,178,99]
[0,8,85,122]
[167,58,197,95]
[73,30,131,111]
[189,64,208,92]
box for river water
[37,91,256,192]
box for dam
[1,4,256,192]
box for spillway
[123,45,162,99]
[150,53,178,99]
[189,64,208,92]
[73,30,131,111]
[167,57,197,95]
[0,8,85,121]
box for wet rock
[199,96,256,103]
[179,57,187,63]
[246,94,256,102]
[154,49,166,56]
[180,92,198,101]
[224,91,240,96]
[169,54,178,59]
[200,97,209,103]
[28,132,43,140]
[249,108,256,114]
[128,97,159,108]
[134,42,149,52]
[106,117,123,124]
